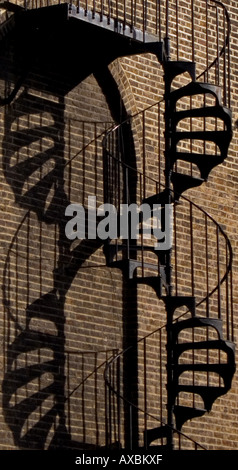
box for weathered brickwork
[0,0,237,451]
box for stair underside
[69,5,161,45]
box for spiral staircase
[0,0,236,451]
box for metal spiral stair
[0,0,236,451]
[102,1,236,448]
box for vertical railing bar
[159,329,163,440]
[166,0,169,38]
[223,10,227,106]
[192,319,195,408]
[67,352,71,436]
[82,353,86,443]
[225,243,229,340]
[108,0,111,24]
[68,120,72,202]
[105,354,109,448]
[134,0,137,29]
[227,9,231,109]
[131,0,133,31]
[230,265,234,342]
[206,0,209,82]
[116,0,118,22]
[142,111,146,201]
[125,167,130,260]
[82,122,85,206]
[27,212,30,308]
[216,227,221,319]
[190,203,194,296]
[38,349,42,419]
[94,352,99,446]
[176,0,179,60]
[143,338,147,448]
[15,226,18,336]
[113,350,117,442]
[123,0,126,30]
[158,102,161,189]
[190,95,193,175]
[129,404,133,450]
[191,0,195,62]
[108,355,112,446]
[205,214,209,317]
[158,0,161,40]
[117,355,121,445]
[174,202,178,296]
[143,0,147,40]
[216,6,220,86]
[94,123,97,196]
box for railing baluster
[117,354,121,445]
[216,226,221,319]
[143,338,147,447]
[205,214,209,317]
[223,9,227,106]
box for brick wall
[0,0,237,451]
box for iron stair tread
[176,384,228,395]
[172,129,230,142]
[142,189,171,206]
[170,152,226,180]
[164,60,196,82]
[171,171,204,183]
[173,105,232,126]
[171,172,204,197]
[174,362,235,374]
[174,339,236,356]
[173,405,206,430]
[162,295,196,316]
[144,425,170,446]
[175,384,229,412]
[171,317,223,339]
[169,81,222,106]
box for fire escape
[1,0,236,450]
